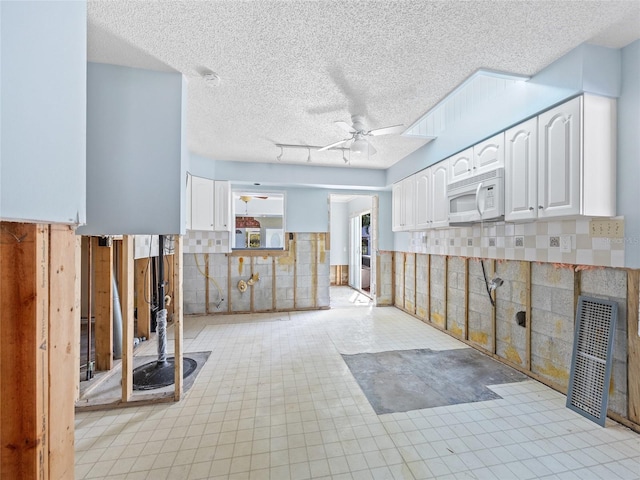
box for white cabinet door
[473,132,504,175]
[392,182,403,232]
[537,96,581,218]
[402,176,415,231]
[505,118,537,221]
[190,176,214,231]
[214,180,231,231]
[414,169,431,229]
[430,163,449,228]
[447,147,473,182]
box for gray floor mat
[342,348,529,414]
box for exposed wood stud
[204,253,210,314]
[227,254,232,313]
[444,256,449,331]
[0,223,49,478]
[628,270,640,424]
[272,257,277,310]
[120,236,134,403]
[250,256,255,312]
[525,261,532,371]
[93,237,113,371]
[492,259,497,355]
[426,254,431,323]
[293,234,298,309]
[134,258,151,339]
[573,269,582,327]
[48,225,76,478]
[464,258,469,340]
[173,236,184,401]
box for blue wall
[618,40,640,268]
[79,63,186,235]
[1,1,86,224]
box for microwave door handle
[475,182,483,218]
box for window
[233,191,285,250]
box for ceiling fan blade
[367,124,405,136]
[317,138,350,152]
[335,121,356,133]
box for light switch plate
[560,234,575,253]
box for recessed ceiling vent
[566,296,618,426]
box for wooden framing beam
[93,237,113,371]
[464,258,469,340]
[628,269,640,424]
[525,261,532,371]
[0,223,49,478]
[491,259,497,354]
[173,236,184,401]
[134,258,151,339]
[48,225,77,478]
[120,236,134,402]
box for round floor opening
[132,357,197,391]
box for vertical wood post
[443,256,449,331]
[0,223,49,479]
[93,238,113,371]
[204,253,210,314]
[174,236,184,400]
[525,261,532,371]
[627,270,640,424]
[48,225,76,479]
[134,258,151,339]
[464,258,469,340]
[120,236,134,402]
[491,259,497,354]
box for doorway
[329,194,377,304]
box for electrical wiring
[193,253,224,307]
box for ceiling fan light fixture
[351,138,367,155]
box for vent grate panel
[566,296,617,426]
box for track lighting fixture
[274,144,351,165]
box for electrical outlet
[515,236,524,248]
[560,234,575,253]
[434,239,440,246]
[467,238,473,246]
[449,239,454,246]
[549,236,560,248]
[215,239,222,246]
[489,237,496,247]
[589,219,624,238]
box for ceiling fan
[317,115,405,156]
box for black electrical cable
[480,259,496,307]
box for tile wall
[406,218,626,267]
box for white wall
[1,1,86,224]
[618,40,640,268]
[329,201,348,265]
[78,63,186,235]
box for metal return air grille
[566,296,618,426]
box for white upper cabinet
[537,96,582,218]
[392,176,415,232]
[448,132,505,182]
[430,163,449,228]
[190,175,214,231]
[505,117,538,221]
[214,180,231,231]
[414,169,431,230]
[447,147,473,182]
[188,176,232,231]
[473,132,505,175]
[505,95,616,221]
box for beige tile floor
[75,286,640,479]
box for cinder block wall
[183,233,330,314]
[389,251,638,427]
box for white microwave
[447,168,505,225]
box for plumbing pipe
[112,274,123,360]
[157,235,168,366]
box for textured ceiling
[87,1,640,170]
